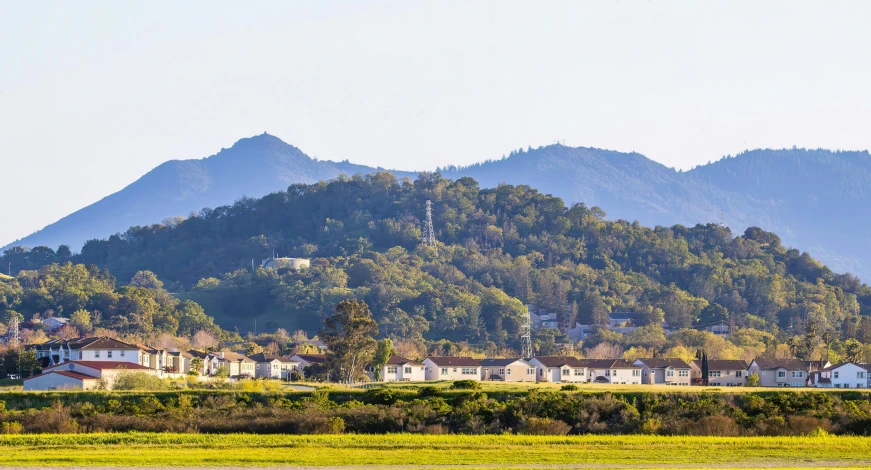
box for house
[42,317,70,332]
[136,344,168,371]
[480,358,536,382]
[209,351,256,378]
[580,359,642,384]
[690,359,749,386]
[31,337,145,367]
[289,353,327,368]
[261,257,310,270]
[528,356,587,383]
[422,357,481,381]
[747,359,824,387]
[808,362,868,388]
[23,360,157,390]
[632,358,691,385]
[249,353,300,379]
[371,355,425,382]
[165,350,194,375]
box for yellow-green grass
[1,433,870,468]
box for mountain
[3,133,413,255]
[5,134,871,279]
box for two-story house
[528,356,587,383]
[249,353,300,379]
[32,337,144,367]
[581,359,642,384]
[747,359,825,387]
[808,362,868,388]
[690,359,748,386]
[481,358,536,382]
[632,358,691,385]
[423,357,481,381]
[371,355,426,382]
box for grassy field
[0,433,869,468]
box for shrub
[450,380,481,390]
[519,417,572,435]
[786,415,832,436]
[684,415,741,436]
[561,384,579,391]
[418,386,441,397]
[1,421,22,434]
[745,372,760,387]
[112,372,169,391]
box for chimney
[219,352,225,359]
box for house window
[678,370,688,377]
[632,369,640,377]
[441,368,448,375]
[709,371,721,377]
[499,368,505,375]
[761,371,766,376]
[95,351,100,358]
[405,367,412,374]
[792,371,804,378]
[461,368,477,375]
[528,368,535,375]
[858,372,866,379]
[666,369,674,377]
[120,350,125,357]
[107,351,113,358]
[562,368,570,376]
[387,366,397,373]
[78,351,83,359]
[834,371,839,379]
[506,368,511,375]
[574,368,583,376]
[777,371,786,378]
[736,371,743,377]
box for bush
[745,372,760,387]
[684,415,741,436]
[786,415,832,435]
[112,372,169,391]
[450,380,481,390]
[418,386,441,397]
[1,421,22,434]
[561,384,579,391]
[518,417,572,435]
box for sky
[1,1,871,246]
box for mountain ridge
[5,134,870,279]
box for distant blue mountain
[5,134,870,278]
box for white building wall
[23,373,97,391]
[829,363,868,388]
[423,359,480,381]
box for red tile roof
[24,370,99,381]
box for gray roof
[580,359,641,369]
[691,359,749,370]
[531,356,585,367]
[385,355,424,366]
[481,358,530,368]
[425,356,481,367]
[634,358,691,369]
[752,358,809,370]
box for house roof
[167,350,194,358]
[580,359,640,369]
[24,370,99,381]
[752,359,809,371]
[481,358,529,368]
[635,358,691,369]
[248,353,298,364]
[822,362,861,371]
[45,360,152,371]
[530,356,585,368]
[385,355,424,366]
[213,351,254,363]
[425,356,481,367]
[292,354,327,364]
[691,359,749,370]
[32,337,140,351]
[859,364,871,372]
[187,350,210,359]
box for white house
[423,357,481,381]
[481,358,536,382]
[249,353,300,379]
[527,356,587,383]
[580,359,642,384]
[808,362,868,388]
[23,360,158,390]
[32,337,147,367]
[372,355,425,382]
[690,359,749,386]
[747,359,825,387]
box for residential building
[208,351,256,378]
[632,358,691,385]
[289,354,327,368]
[136,344,168,371]
[528,356,587,383]
[371,356,425,382]
[581,359,642,384]
[42,317,70,332]
[481,358,536,382]
[249,353,300,379]
[808,362,868,388]
[690,359,749,386]
[23,360,157,390]
[165,350,194,375]
[747,359,824,387]
[422,357,481,381]
[31,337,144,367]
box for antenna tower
[719,209,725,228]
[520,315,533,358]
[9,317,20,347]
[422,200,437,254]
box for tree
[745,372,760,387]
[189,357,204,375]
[319,299,378,384]
[372,338,395,381]
[130,270,164,290]
[70,309,92,331]
[843,338,864,363]
[191,330,218,350]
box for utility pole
[520,313,533,359]
[422,200,438,255]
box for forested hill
[7,173,870,351]
[5,134,871,279]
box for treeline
[3,173,871,354]
[1,389,870,436]
[0,263,221,339]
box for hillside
[4,135,871,278]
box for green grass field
[1,433,870,468]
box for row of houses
[22,337,871,390]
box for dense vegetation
[1,389,871,436]
[3,172,871,360]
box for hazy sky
[2,1,871,247]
